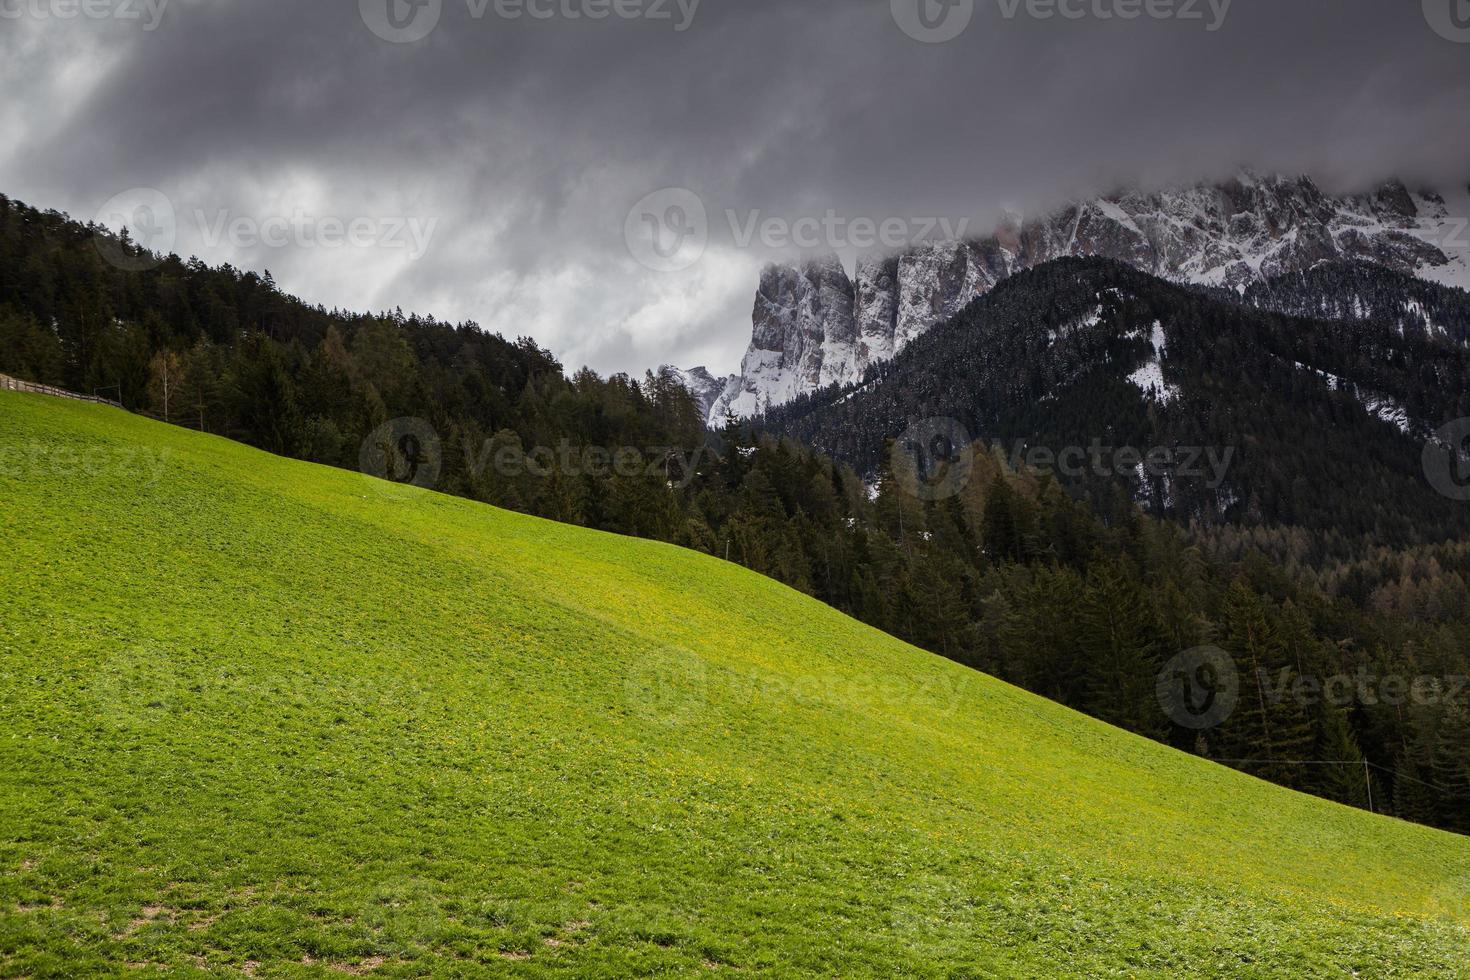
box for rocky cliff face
[853,254,900,366]
[697,173,1470,425]
[715,254,855,418]
[655,365,731,421]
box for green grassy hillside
[1,390,1468,978]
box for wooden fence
[0,373,123,409]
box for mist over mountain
[5,2,1469,377]
[696,173,1470,424]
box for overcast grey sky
[3,0,1467,376]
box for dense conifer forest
[4,195,1469,833]
[763,258,1470,548]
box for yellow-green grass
[0,390,1467,978]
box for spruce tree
[1216,582,1316,788]
[1078,563,1168,739]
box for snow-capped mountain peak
[684,173,1469,427]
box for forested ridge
[1245,260,1470,346]
[763,257,1470,548]
[3,194,1469,834]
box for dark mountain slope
[1246,260,1470,347]
[762,257,1470,547]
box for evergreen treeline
[1245,261,1470,348]
[2,194,1469,833]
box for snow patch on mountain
[1048,305,1103,344]
[1286,359,1421,436]
[1127,321,1180,404]
[1361,393,1414,435]
[1409,184,1470,294]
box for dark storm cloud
[3,0,1467,375]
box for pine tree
[1427,701,1470,834]
[1216,582,1316,787]
[1078,563,1168,739]
[1311,705,1369,810]
[982,475,1024,565]
[1392,750,1439,826]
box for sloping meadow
[1,392,1468,977]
